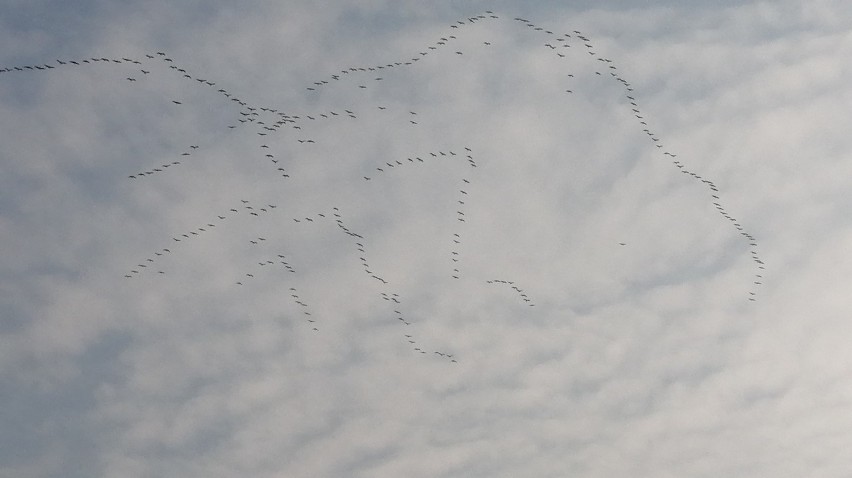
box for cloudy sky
[3,1,852,477]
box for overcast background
[2,1,852,477]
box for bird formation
[513,16,765,301]
[487,280,536,307]
[364,147,476,281]
[3,9,767,364]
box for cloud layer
[3,1,852,477]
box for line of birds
[487,279,536,307]
[304,12,500,93]
[514,16,765,301]
[323,208,459,361]
[363,147,477,279]
[124,199,280,277]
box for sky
[2,1,852,477]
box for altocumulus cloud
[2,1,852,477]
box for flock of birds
[2,10,765,363]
